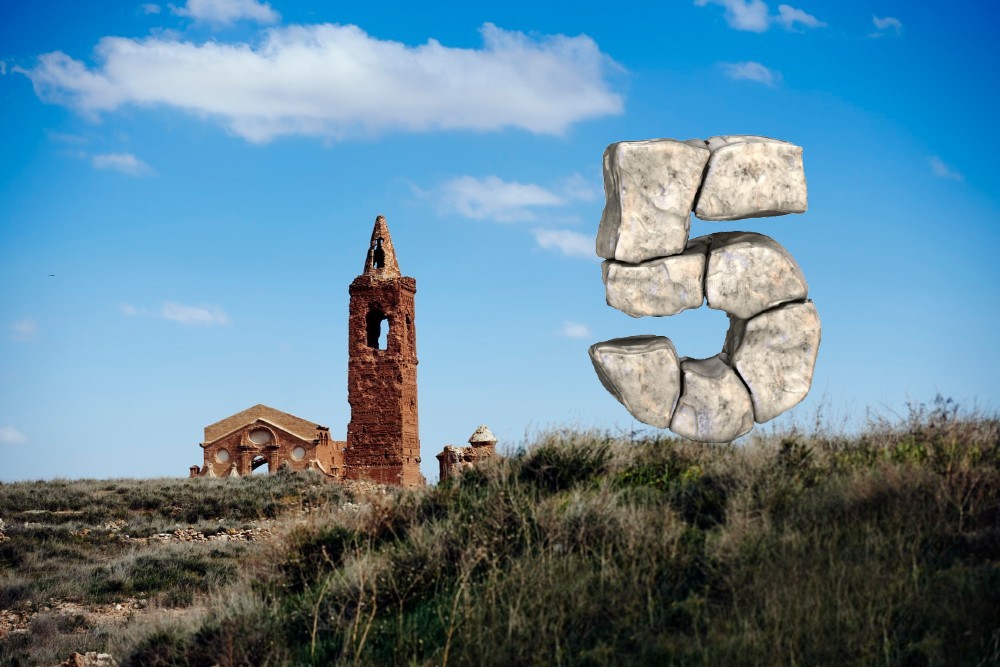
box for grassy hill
[2,398,998,666]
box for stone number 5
[589,136,821,443]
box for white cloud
[695,0,770,32]
[172,0,279,25]
[723,61,780,86]
[870,15,903,37]
[559,321,591,339]
[141,3,162,14]
[0,426,27,446]
[928,156,963,181]
[162,302,230,325]
[557,173,600,203]
[10,317,37,342]
[436,173,597,223]
[21,23,623,144]
[122,302,230,325]
[532,228,594,259]
[695,0,824,32]
[91,152,153,176]
[775,4,825,30]
[0,62,7,76]
[439,176,565,222]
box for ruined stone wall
[437,442,496,482]
[200,422,338,477]
[344,274,423,486]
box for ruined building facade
[190,216,425,487]
[436,425,498,482]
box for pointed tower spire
[363,215,401,278]
[346,214,423,487]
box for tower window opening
[373,237,385,269]
[366,307,390,349]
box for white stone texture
[695,135,807,221]
[469,425,497,444]
[602,237,709,317]
[705,232,808,319]
[725,300,821,423]
[669,353,754,442]
[596,139,710,264]
[589,336,681,428]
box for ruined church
[189,215,470,487]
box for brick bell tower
[345,215,424,486]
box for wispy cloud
[870,15,903,38]
[695,0,769,31]
[437,174,594,223]
[439,176,564,222]
[559,321,591,339]
[928,156,963,181]
[161,302,230,325]
[532,228,593,259]
[775,4,826,30]
[10,317,37,342]
[91,152,153,176]
[141,3,161,14]
[0,62,7,76]
[723,61,781,86]
[122,302,230,325]
[695,0,824,32]
[0,426,27,446]
[22,23,623,143]
[172,0,279,25]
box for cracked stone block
[725,300,821,423]
[602,236,709,317]
[589,336,681,428]
[597,138,710,264]
[695,135,807,221]
[669,353,754,442]
[705,232,808,320]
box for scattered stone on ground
[60,651,118,666]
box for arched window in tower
[373,237,385,269]
[366,306,390,349]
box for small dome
[468,425,497,445]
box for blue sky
[1,0,997,482]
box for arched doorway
[251,455,270,475]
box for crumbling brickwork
[344,216,424,487]
[437,425,497,482]
[192,216,425,487]
[193,404,343,478]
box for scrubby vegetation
[2,398,999,666]
[0,472,347,665]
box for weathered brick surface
[194,216,424,487]
[345,217,424,487]
[204,404,323,443]
[199,417,343,477]
[436,425,497,482]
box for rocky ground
[0,473,377,666]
